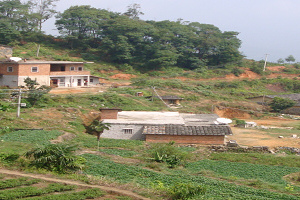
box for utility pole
[17,88,22,118]
[263,54,269,71]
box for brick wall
[18,63,50,76]
[145,135,225,145]
[100,109,122,119]
[0,63,18,75]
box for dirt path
[0,168,151,200]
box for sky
[42,0,300,62]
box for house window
[31,67,38,72]
[90,79,94,83]
[123,128,133,134]
[78,67,83,71]
[7,66,13,72]
[70,66,75,71]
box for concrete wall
[0,75,18,87]
[101,124,146,140]
[145,135,225,145]
[18,76,49,87]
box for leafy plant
[24,143,86,173]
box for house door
[84,79,88,86]
[50,79,58,87]
[77,79,82,86]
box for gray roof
[143,124,232,136]
[152,95,184,100]
[266,93,300,101]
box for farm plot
[82,153,300,200]
[0,174,133,200]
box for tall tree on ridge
[123,3,144,20]
[29,0,59,31]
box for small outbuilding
[100,109,232,145]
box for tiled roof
[143,125,232,136]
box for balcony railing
[50,71,90,76]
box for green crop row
[0,130,62,146]
[0,183,75,199]
[0,177,40,189]
[210,152,300,168]
[186,159,300,186]
[99,148,138,157]
[82,153,299,200]
[27,188,105,200]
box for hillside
[0,42,300,199]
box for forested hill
[1,1,242,71]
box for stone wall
[0,46,13,59]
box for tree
[0,0,34,32]
[123,3,144,20]
[277,58,284,64]
[56,6,115,39]
[23,77,51,106]
[85,120,110,150]
[29,0,59,31]
[285,55,296,63]
[0,20,20,44]
[25,143,85,173]
[85,120,110,140]
[269,97,296,112]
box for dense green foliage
[56,6,242,69]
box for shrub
[168,182,207,199]
[269,97,296,112]
[148,143,189,168]
[235,119,246,125]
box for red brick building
[0,60,99,88]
